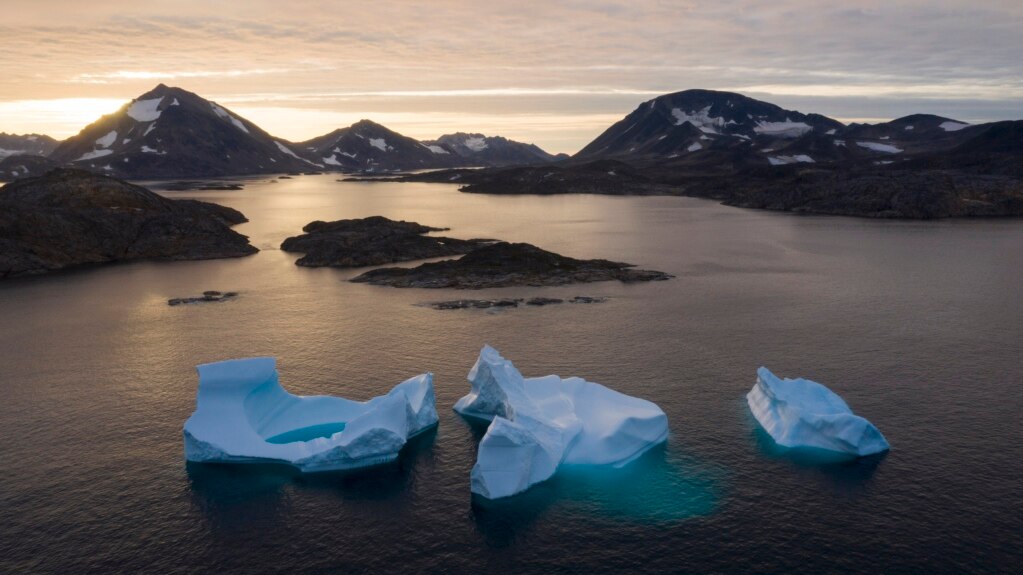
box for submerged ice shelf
[183,357,438,471]
[747,367,889,457]
[455,345,669,499]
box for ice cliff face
[183,357,438,472]
[455,345,669,499]
[747,367,889,457]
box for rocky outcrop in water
[424,295,607,310]
[351,242,672,288]
[280,216,493,267]
[168,291,239,305]
[0,169,257,278]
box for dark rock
[526,297,564,306]
[167,290,239,304]
[0,169,257,279]
[429,298,523,310]
[162,181,244,191]
[351,242,673,289]
[570,296,608,304]
[281,215,495,267]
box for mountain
[0,133,59,159]
[386,89,1023,219]
[0,154,60,181]
[0,168,256,278]
[575,89,844,161]
[299,122,564,172]
[48,84,317,178]
[298,120,463,172]
[424,133,562,166]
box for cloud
[0,1,1018,151]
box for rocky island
[280,216,494,267]
[351,241,672,288]
[0,168,257,278]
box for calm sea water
[1,175,1021,574]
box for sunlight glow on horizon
[0,98,126,137]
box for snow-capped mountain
[0,133,59,159]
[298,120,463,172]
[48,84,317,178]
[424,133,562,166]
[299,122,564,172]
[575,89,844,161]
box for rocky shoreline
[0,169,257,279]
[351,241,672,289]
[280,216,494,267]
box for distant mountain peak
[46,84,316,178]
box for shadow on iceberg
[186,426,439,521]
[183,357,438,472]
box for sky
[0,0,1020,154]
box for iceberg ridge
[183,357,438,472]
[747,367,889,457]
[456,345,669,499]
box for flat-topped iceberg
[455,345,669,499]
[747,367,889,457]
[184,357,438,472]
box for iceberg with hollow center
[455,345,669,499]
[183,357,438,472]
[747,367,889,457]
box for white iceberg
[455,345,669,499]
[184,357,438,472]
[747,367,889,457]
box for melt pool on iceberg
[455,345,669,500]
[747,366,889,457]
[183,357,438,472]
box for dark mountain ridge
[48,84,317,178]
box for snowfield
[126,97,163,122]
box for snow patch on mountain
[322,154,342,166]
[671,106,727,134]
[210,103,249,133]
[940,121,970,132]
[464,136,488,152]
[856,141,903,153]
[274,141,302,159]
[768,154,815,165]
[127,97,163,122]
[425,144,449,154]
[95,130,117,148]
[687,142,703,152]
[75,149,114,162]
[369,138,390,152]
[754,120,812,138]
